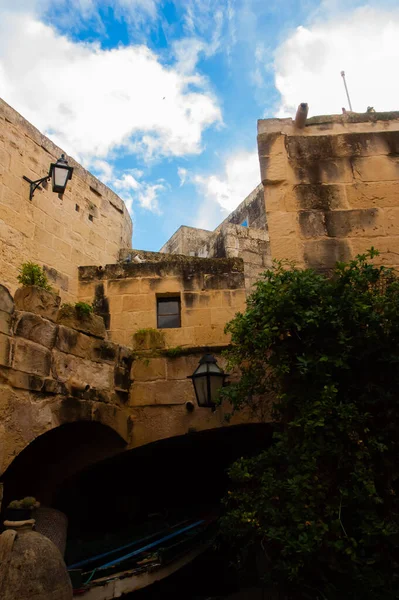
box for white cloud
[189,150,260,229]
[111,171,166,214]
[274,6,399,117]
[0,7,221,163]
[177,167,188,186]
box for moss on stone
[306,111,399,126]
[132,328,165,350]
[79,255,244,282]
[162,346,184,358]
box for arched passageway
[2,421,271,571]
[1,421,127,511]
[53,423,271,565]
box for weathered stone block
[56,325,94,358]
[346,182,399,209]
[298,211,327,239]
[267,211,297,238]
[122,294,153,312]
[165,354,200,380]
[352,155,399,182]
[113,311,154,331]
[324,208,384,238]
[290,158,353,184]
[221,290,247,308]
[5,369,44,392]
[183,309,211,327]
[131,357,166,381]
[130,379,193,406]
[350,237,389,265]
[203,272,245,290]
[289,184,348,211]
[114,366,132,392]
[211,307,238,326]
[0,284,14,314]
[108,278,141,295]
[140,277,182,294]
[92,340,118,363]
[13,338,51,376]
[304,239,352,269]
[259,154,287,184]
[52,350,113,389]
[14,312,57,348]
[192,324,229,346]
[43,378,68,395]
[269,233,300,263]
[56,310,106,338]
[184,291,224,309]
[0,310,11,335]
[14,286,61,322]
[163,327,191,348]
[384,208,399,236]
[257,132,285,157]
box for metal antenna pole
[340,70,353,112]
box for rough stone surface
[56,325,94,358]
[14,312,57,348]
[57,310,106,338]
[79,255,247,347]
[0,285,14,314]
[0,528,72,600]
[256,113,399,270]
[0,310,12,335]
[14,287,60,322]
[0,333,11,367]
[0,97,132,302]
[13,339,51,376]
[52,350,113,389]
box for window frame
[156,295,181,329]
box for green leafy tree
[220,250,399,599]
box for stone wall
[0,282,257,478]
[257,111,399,269]
[216,184,266,230]
[160,226,216,258]
[0,98,132,300]
[159,186,271,294]
[78,254,247,347]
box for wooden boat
[69,517,214,599]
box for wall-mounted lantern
[188,354,228,409]
[23,154,73,201]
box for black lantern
[50,154,73,194]
[188,354,227,408]
[23,154,73,200]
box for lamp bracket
[23,175,50,201]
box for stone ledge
[78,256,245,281]
[56,309,106,339]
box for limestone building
[162,110,399,288]
[1,95,399,511]
[0,98,252,496]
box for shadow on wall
[1,421,127,510]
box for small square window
[88,214,94,222]
[157,297,181,329]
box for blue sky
[1,0,398,251]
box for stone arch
[0,389,132,478]
[1,418,127,510]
